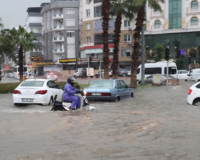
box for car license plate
[22,98,33,102]
[92,93,101,96]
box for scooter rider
[63,77,83,110]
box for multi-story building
[79,0,136,68]
[145,0,200,67]
[26,7,43,65]
[41,0,79,70]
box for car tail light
[13,90,21,94]
[101,93,111,96]
[55,75,57,78]
[86,93,91,96]
[35,90,47,95]
[188,89,192,95]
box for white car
[13,79,63,106]
[177,70,188,81]
[187,82,200,105]
[127,70,131,76]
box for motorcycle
[51,91,95,111]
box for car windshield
[20,81,44,87]
[89,80,113,88]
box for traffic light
[165,48,169,61]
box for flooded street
[0,81,200,160]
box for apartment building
[26,7,43,65]
[41,0,79,70]
[145,0,200,66]
[79,0,136,68]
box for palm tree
[4,26,37,82]
[89,0,110,79]
[130,0,164,88]
[110,0,135,79]
[0,18,3,28]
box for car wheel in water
[123,74,126,77]
[115,96,120,102]
[90,76,93,78]
[130,92,134,97]
[194,99,200,106]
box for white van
[188,69,200,82]
[74,68,94,78]
[137,61,178,82]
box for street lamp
[141,19,146,85]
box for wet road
[0,81,200,160]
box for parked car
[187,69,200,82]
[45,72,57,81]
[83,79,134,102]
[7,73,14,78]
[95,70,112,78]
[13,79,63,105]
[139,75,179,85]
[187,82,200,105]
[177,70,188,81]
[118,69,131,77]
[74,68,94,78]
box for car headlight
[83,91,87,96]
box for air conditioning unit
[128,28,132,30]
[127,41,131,44]
[60,20,63,23]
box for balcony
[190,22,199,28]
[53,48,64,54]
[153,25,163,31]
[189,7,199,13]
[53,13,64,20]
[53,25,64,31]
[53,37,64,43]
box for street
[0,81,200,160]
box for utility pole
[141,20,146,85]
[88,56,90,84]
[165,46,170,90]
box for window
[121,49,131,57]
[164,67,177,74]
[66,9,75,14]
[38,28,42,33]
[90,80,113,88]
[67,44,75,49]
[155,20,161,28]
[124,35,131,42]
[124,20,130,27]
[191,0,198,8]
[67,32,75,37]
[86,0,90,4]
[94,0,101,3]
[86,9,90,17]
[86,23,91,30]
[94,6,102,17]
[116,81,122,89]
[169,0,182,29]
[66,19,75,26]
[191,17,198,25]
[86,37,91,43]
[21,81,44,87]
[120,80,127,88]
[137,68,140,74]
[145,68,162,74]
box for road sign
[59,58,77,63]
[24,76,27,80]
[31,54,39,62]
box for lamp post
[141,20,146,85]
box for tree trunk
[112,12,122,79]
[18,45,24,83]
[102,0,110,79]
[130,5,145,88]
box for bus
[14,65,29,79]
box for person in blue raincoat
[63,77,82,110]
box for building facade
[79,0,136,68]
[26,7,43,65]
[145,0,200,67]
[41,0,79,70]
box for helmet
[67,77,76,85]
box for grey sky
[0,0,50,29]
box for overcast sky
[0,0,50,29]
